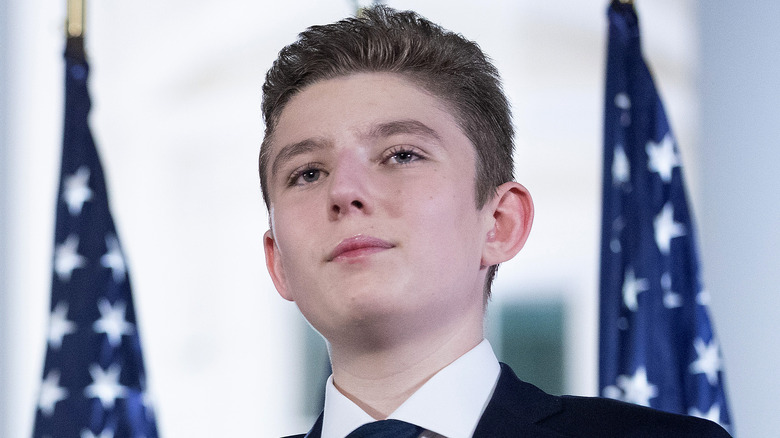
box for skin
[263,72,534,418]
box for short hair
[259,5,515,297]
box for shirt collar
[321,339,501,438]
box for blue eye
[393,151,416,164]
[300,169,320,183]
[288,164,326,187]
[385,147,423,165]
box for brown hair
[259,5,515,296]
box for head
[259,6,518,298]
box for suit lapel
[473,363,566,437]
[301,412,323,438]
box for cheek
[271,209,315,267]
[382,184,407,220]
[409,187,482,250]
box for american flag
[33,39,159,438]
[598,1,732,431]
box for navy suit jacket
[284,363,730,438]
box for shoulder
[541,394,731,437]
[488,363,730,437]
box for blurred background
[1,0,778,436]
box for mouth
[328,235,395,261]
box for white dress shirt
[320,339,501,438]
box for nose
[328,153,372,220]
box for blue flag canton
[34,57,159,438]
[599,3,731,431]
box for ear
[481,182,534,266]
[263,229,294,302]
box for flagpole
[350,0,385,17]
[66,0,85,38]
[65,0,85,59]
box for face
[263,73,493,346]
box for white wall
[698,3,780,437]
[0,0,11,433]
[4,1,766,437]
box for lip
[328,235,395,261]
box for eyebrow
[366,119,442,142]
[270,119,442,178]
[271,138,330,178]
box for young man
[259,6,731,438]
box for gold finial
[66,0,85,38]
[351,0,383,17]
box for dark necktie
[344,419,423,438]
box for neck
[327,316,483,419]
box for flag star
[646,133,679,183]
[697,289,712,306]
[616,366,658,407]
[622,268,649,312]
[689,403,722,424]
[612,144,630,185]
[84,364,127,409]
[81,428,115,438]
[654,202,686,255]
[690,338,723,386]
[612,216,625,233]
[615,92,632,126]
[602,385,622,400]
[610,217,625,253]
[614,92,631,110]
[663,292,683,309]
[660,271,672,289]
[101,234,126,282]
[48,302,77,349]
[38,370,69,416]
[93,299,134,347]
[63,166,94,215]
[660,272,683,309]
[54,235,88,282]
[142,390,158,422]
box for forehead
[269,72,463,150]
